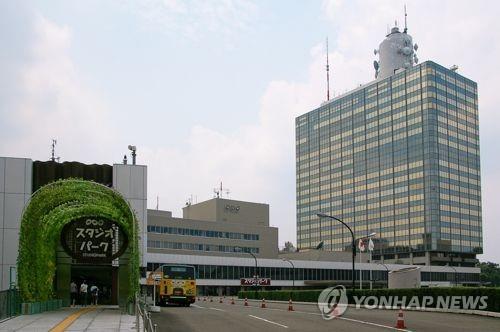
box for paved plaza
[0,306,137,332]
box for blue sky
[1,0,499,262]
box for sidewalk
[0,306,137,332]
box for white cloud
[2,14,116,163]
[122,0,259,40]
[141,50,328,245]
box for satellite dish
[402,46,412,56]
[373,60,379,71]
[414,43,418,51]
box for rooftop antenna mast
[50,139,60,162]
[326,37,330,101]
[214,181,230,198]
[404,4,408,33]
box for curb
[0,317,14,324]
[236,298,500,318]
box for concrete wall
[0,157,32,290]
[182,199,217,222]
[388,267,421,289]
[183,198,269,226]
[148,209,278,258]
[113,164,147,267]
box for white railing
[136,296,158,332]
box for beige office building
[147,198,279,259]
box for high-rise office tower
[295,24,481,266]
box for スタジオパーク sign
[60,217,128,262]
[240,278,271,286]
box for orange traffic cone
[288,299,294,311]
[219,297,223,303]
[244,298,249,306]
[231,298,235,305]
[261,298,266,308]
[395,309,406,329]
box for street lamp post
[282,258,295,289]
[317,213,356,291]
[235,247,259,298]
[248,252,259,299]
[376,262,390,288]
[449,265,457,286]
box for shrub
[238,287,500,312]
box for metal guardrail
[0,289,20,321]
[136,296,157,332]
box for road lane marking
[49,307,95,332]
[192,304,206,309]
[232,303,410,331]
[209,307,226,312]
[337,316,411,331]
[248,315,288,328]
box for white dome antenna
[373,5,418,79]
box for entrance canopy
[17,179,139,303]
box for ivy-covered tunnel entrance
[17,179,139,308]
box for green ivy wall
[17,179,139,305]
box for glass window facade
[147,240,259,254]
[147,225,259,241]
[295,61,482,256]
[146,262,479,283]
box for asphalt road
[150,298,500,332]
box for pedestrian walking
[70,280,78,307]
[80,280,88,307]
[90,284,99,305]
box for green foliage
[17,179,139,302]
[478,262,500,286]
[239,287,500,312]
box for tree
[477,261,500,286]
[282,241,296,253]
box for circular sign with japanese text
[60,217,128,263]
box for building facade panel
[0,158,4,193]
[113,164,148,266]
[0,157,32,290]
[4,158,29,194]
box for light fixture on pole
[317,213,356,291]
[235,247,259,298]
[375,262,390,288]
[128,145,137,165]
[281,258,295,289]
